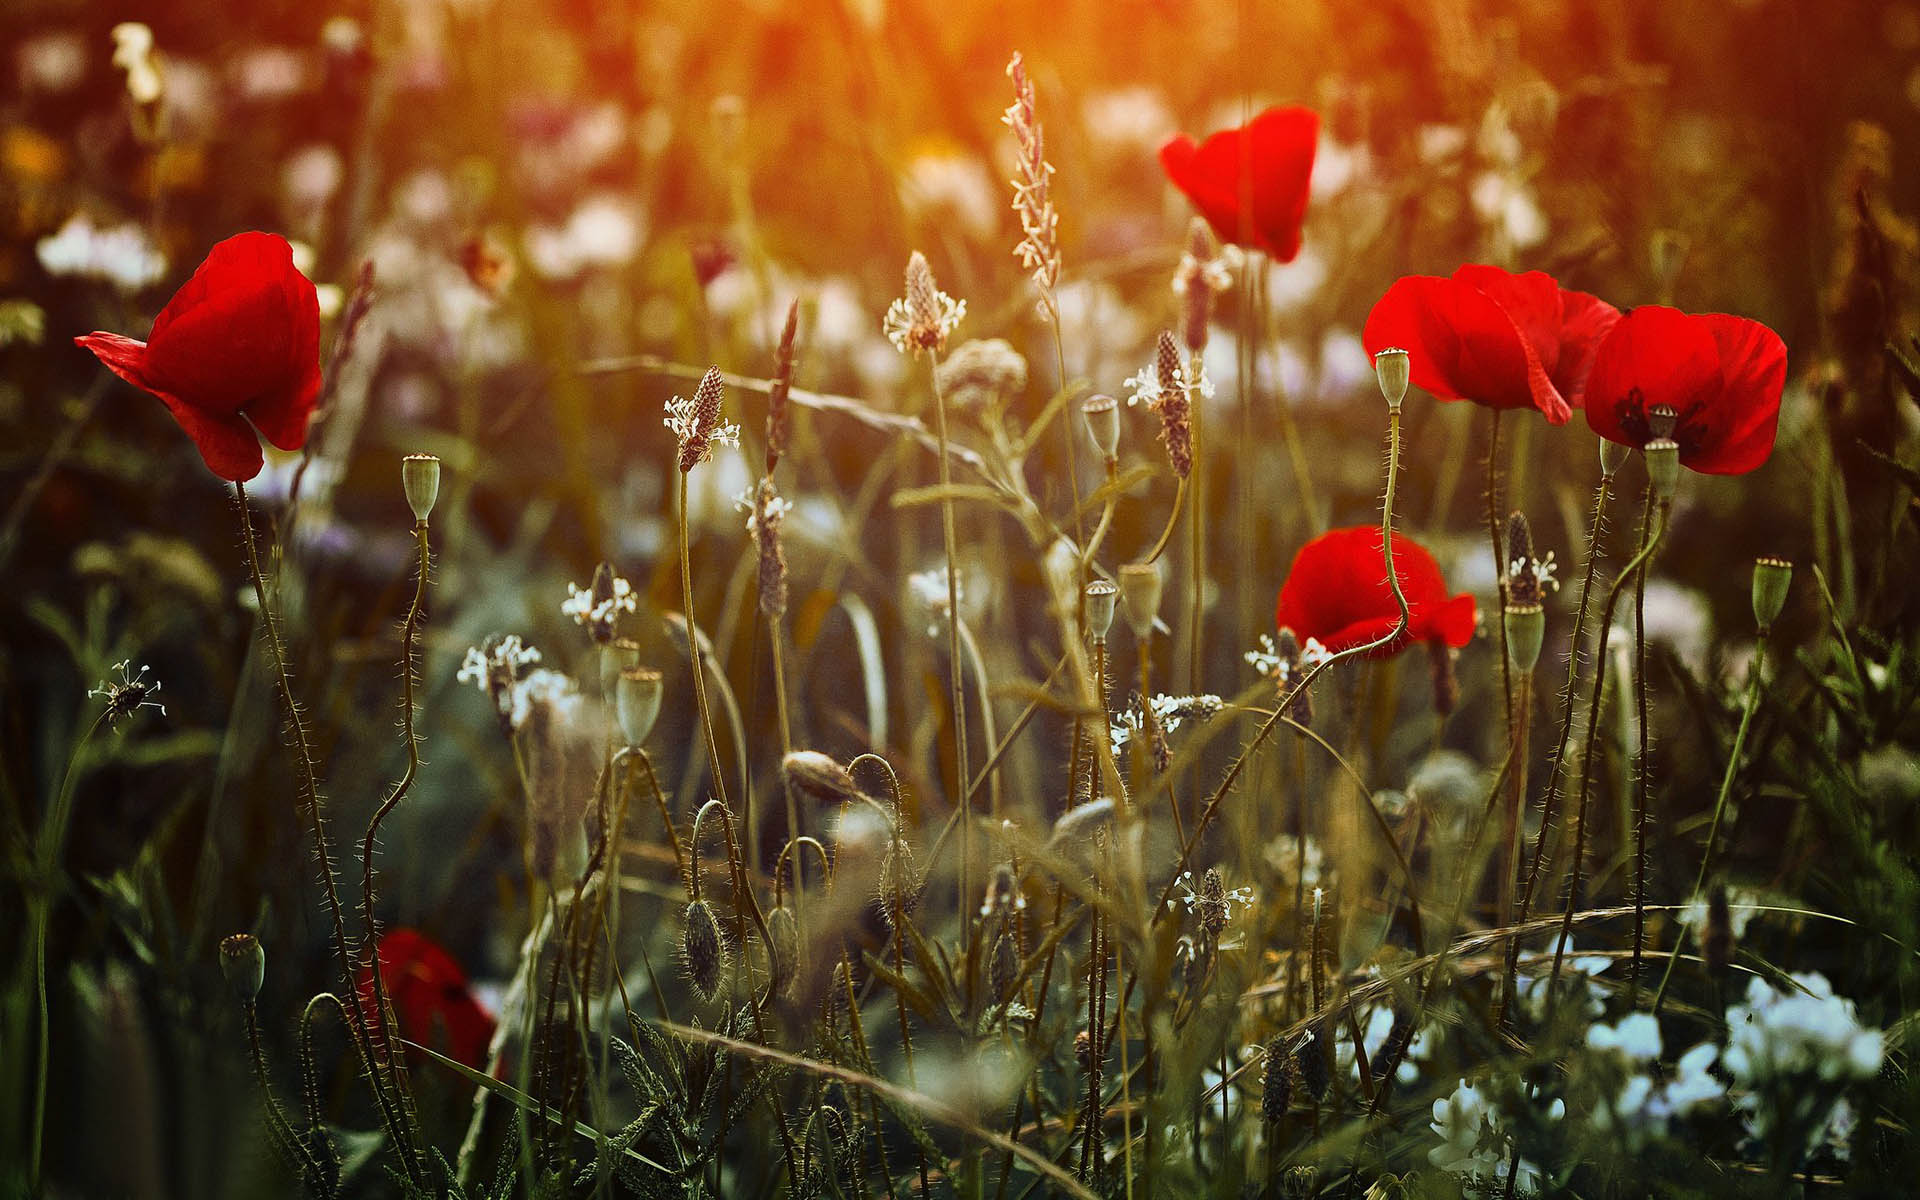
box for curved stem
[1141,477,1187,566]
[1652,631,1768,1014]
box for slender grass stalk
[1652,629,1770,1014]
[1631,506,1653,998]
[1141,477,1187,565]
[1495,671,1532,1027]
[1487,411,1513,733]
[679,474,734,820]
[233,481,420,1185]
[1186,348,1205,695]
[924,351,975,968]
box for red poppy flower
[76,231,321,482]
[1159,106,1319,262]
[356,928,495,1071]
[1582,305,1786,475]
[1361,265,1621,424]
[1274,526,1477,657]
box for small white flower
[508,667,581,731]
[1508,548,1561,593]
[36,214,166,292]
[1123,359,1214,411]
[457,635,544,724]
[1110,693,1223,749]
[663,392,741,465]
[110,23,162,106]
[735,487,794,540]
[88,660,166,726]
[1587,1012,1662,1064]
[560,575,637,629]
[1164,869,1256,926]
[905,567,958,638]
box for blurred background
[4,0,1918,1193]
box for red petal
[75,332,156,392]
[1160,107,1318,261]
[144,233,322,439]
[1689,314,1786,475]
[1275,526,1466,658]
[1363,275,1564,420]
[1549,288,1623,408]
[1159,133,1242,247]
[1583,306,1720,456]
[156,389,265,481]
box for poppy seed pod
[1599,438,1631,477]
[1645,438,1681,502]
[1504,604,1545,675]
[681,899,728,1002]
[1118,561,1162,640]
[615,666,664,747]
[402,454,440,522]
[600,637,642,699]
[1081,393,1120,463]
[1373,346,1410,411]
[782,750,861,808]
[1752,557,1793,633]
[219,933,265,1002]
[1084,578,1118,640]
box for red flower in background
[1582,305,1786,475]
[1274,526,1477,657]
[76,232,321,482]
[1159,106,1319,262]
[1361,265,1620,424]
[357,928,495,1071]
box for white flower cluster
[1726,972,1884,1087]
[905,567,959,638]
[1171,242,1241,298]
[1164,869,1255,925]
[734,486,793,540]
[1123,358,1214,411]
[883,289,966,355]
[457,636,576,731]
[1109,692,1223,749]
[37,214,167,292]
[1512,934,1613,1021]
[560,574,637,629]
[662,393,740,463]
[1585,1013,1722,1150]
[1244,632,1331,680]
[1430,1078,1563,1197]
[1507,549,1561,593]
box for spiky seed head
[673,367,733,473]
[1118,561,1162,641]
[682,899,727,1001]
[1084,578,1118,641]
[1373,347,1410,411]
[1081,393,1120,462]
[990,931,1019,1000]
[219,933,265,1002]
[1262,1037,1292,1124]
[1752,557,1793,634]
[767,300,799,474]
[1153,330,1192,478]
[1198,867,1229,936]
[616,667,663,747]
[752,476,790,619]
[401,453,440,522]
[782,750,860,808]
[1293,1026,1331,1101]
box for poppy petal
[156,389,265,481]
[145,232,321,425]
[1549,288,1623,408]
[1160,106,1318,262]
[245,369,321,451]
[1583,306,1721,454]
[1689,314,1786,475]
[1363,275,1565,420]
[74,332,156,393]
[1159,134,1241,246]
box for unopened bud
[1751,557,1792,634]
[766,905,798,991]
[681,899,728,1002]
[1118,561,1161,641]
[402,454,440,522]
[1645,438,1680,502]
[1081,394,1120,463]
[1084,578,1118,640]
[616,667,663,747]
[1373,347,1410,411]
[782,750,860,808]
[219,933,265,1002]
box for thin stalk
[925,349,974,964]
[233,481,419,1185]
[1495,671,1532,1027]
[769,619,801,899]
[634,750,690,897]
[1187,349,1205,694]
[1487,411,1513,734]
[1652,631,1769,1014]
[1141,477,1187,565]
[1631,505,1653,998]
[678,473,733,818]
[246,1001,329,1189]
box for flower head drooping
[738,477,792,619]
[884,251,966,355]
[561,562,636,644]
[1275,526,1477,659]
[1172,218,1239,353]
[1003,52,1060,296]
[76,232,322,481]
[665,366,739,472]
[89,660,166,727]
[765,300,799,475]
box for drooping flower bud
[219,933,265,1002]
[1373,347,1410,411]
[766,904,798,991]
[1081,393,1120,464]
[1751,557,1793,634]
[681,899,727,1002]
[1084,578,1118,640]
[782,750,860,808]
[1118,561,1162,641]
[401,454,440,522]
[616,666,663,747]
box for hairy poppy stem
[232,481,421,1187]
[1631,504,1653,1000]
[924,349,975,989]
[1487,411,1514,734]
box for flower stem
[926,351,974,975]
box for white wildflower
[36,214,167,292]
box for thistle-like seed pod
[990,931,1019,1001]
[751,476,790,620]
[1751,557,1793,634]
[1373,347,1410,411]
[1084,578,1118,641]
[1153,330,1192,478]
[766,299,798,475]
[1198,867,1229,937]
[1261,1037,1292,1124]
[219,933,265,1002]
[1293,1026,1331,1101]
[676,367,730,473]
[782,750,860,808]
[766,904,799,992]
[401,453,440,523]
[682,899,727,1002]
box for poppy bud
[219,933,265,1002]
[402,454,440,522]
[1118,561,1161,641]
[1504,604,1545,676]
[1081,393,1120,464]
[616,666,663,747]
[877,841,921,929]
[766,904,798,991]
[681,899,728,1002]
[1261,1037,1292,1124]
[600,637,642,699]
[1599,438,1631,478]
[1084,578,1118,640]
[1751,557,1792,634]
[782,750,860,809]
[1645,438,1681,502]
[1373,347,1410,411]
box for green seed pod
[1081,393,1120,463]
[600,637,642,699]
[681,899,728,1002]
[1751,557,1793,633]
[1084,578,1118,641]
[616,667,663,748]
[1644,438,1680,502]
[1373,347,1410,411]
[401,454,440,522]
[1599,438,1631,478]
[1504,604,1545,676]
[1118,561,1161,641]
[219,933,265,1002]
